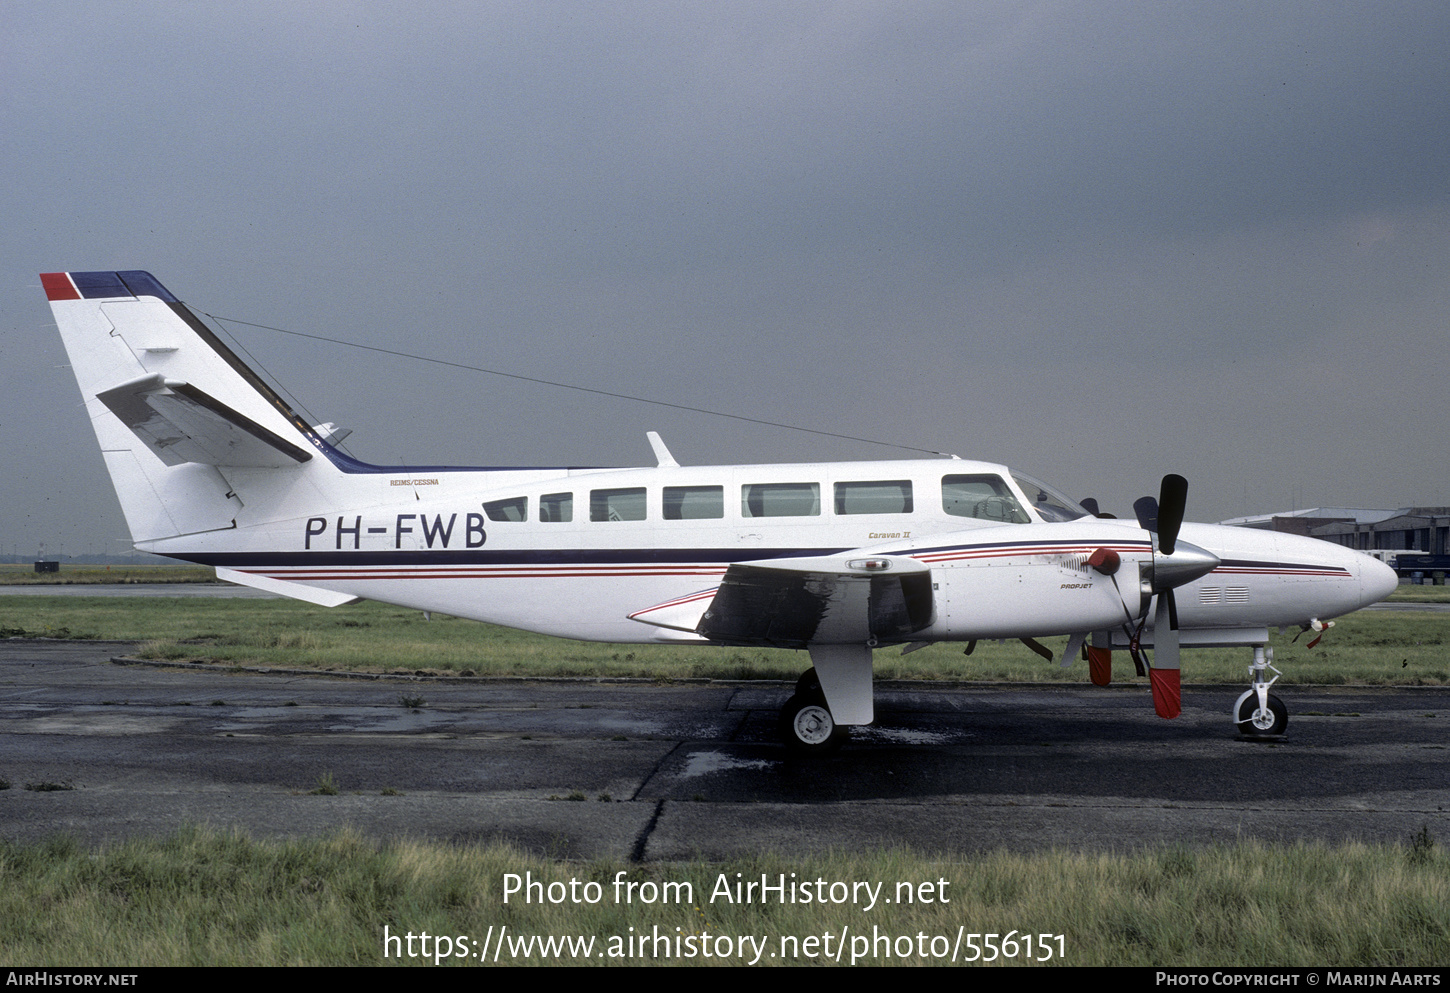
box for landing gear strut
[1234,645,1288,736]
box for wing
[629,552,934,648]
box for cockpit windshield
[1011,472,1092,523]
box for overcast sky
[3,2,1448,559]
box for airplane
[39,270,1400,752]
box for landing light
[848,558,893,572]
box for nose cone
[1359,555,1399,607]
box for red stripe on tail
[40,272,79,300]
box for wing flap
[693,553,934,648]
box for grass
[0,594,1446,685]
[1386,585,1450,603]
[0,563,215,585]
[308,773,341,796]
[0,827,1444,966]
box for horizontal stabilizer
[95,374,313,468]
[695,553,933,648]
[216,567,361,607]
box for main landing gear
[1234,645,1288,737]
[780,668,848,753]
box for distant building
[1218,508,1399,534]
[1221,507,1450,580]
[1306,508,1450,558]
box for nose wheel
[1236,692,1287,735]
[1234,645,1288,737]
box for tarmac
[1,640,1446,859]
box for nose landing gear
[1234,645,1287,736]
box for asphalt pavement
[1,641,1445,859]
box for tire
[1236,692,1288,736]
[779,692,846,753]
[795,667,821,696]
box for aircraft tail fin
[42,271,328,544]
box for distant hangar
[1221,507,1450,581]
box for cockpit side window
[941,474,1030,523]
[1010,472,1091,523]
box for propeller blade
[1157,474,1188,555]
[1155,589,1180,650]
[1062,632,1087,668]
[1020,637,1054,661]
[1080,496,1117,520]
[1132,495,1158,532]
[1150,667,1181,718]
[1151,589,1181,718]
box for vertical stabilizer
[42,271,324,543]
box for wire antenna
[200,310,952,456]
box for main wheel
[795,667,821,696]
[779,692,846,753]
[1236,693,1288,736]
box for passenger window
[663,485,724,520]
[590,487,647,522]
[539,492,572,523]
[482,496,527,522]
[741,482,820,518]
[834,480,913,515]
[941,474,1030,523]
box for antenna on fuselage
[646,431,679,467]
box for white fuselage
[143,457,1396,645]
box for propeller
[1127,474,1219,719]
[1078,497,1116,519]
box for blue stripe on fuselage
[176,546,854,568]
